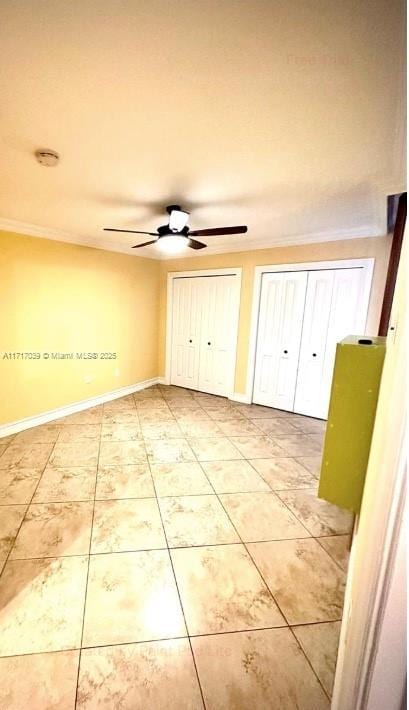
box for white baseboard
[0,377,161,438]
[228,392,252,404]
[156,376,167,385]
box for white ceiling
[0,0,405,259]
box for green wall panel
[318,335,386,514]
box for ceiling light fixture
[156,234,187,254]
[168,207,189,232]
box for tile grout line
[73,420,102,709]
[0,439,58,581]
[145,449,207,710]
[203,464,333,704]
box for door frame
[246,257,375,404]
[164,267,242,397]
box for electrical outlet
[114,368,120,377]
[84,375,92,384]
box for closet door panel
[253,272,307,410]
[170,278,201,389]
[294,267,367,419]
[293,270,334,418]
[198,275,238,396]
[320,268,366,416]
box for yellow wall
[0,231,160,424]
[1,230,391,425]
[158,236,391,394]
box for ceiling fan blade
[189,225,248,237]
[132,239,158,249]
[187,238,207,250]
[104,228,158,236]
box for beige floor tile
[293,621,341,696]
[99,440,147,465]
[0,650,80,710]
[91,498,166,553]
[192,628,330,709]
[309,433,325,449]
[0,442,54,469]
[201,460,270,493]
[160,495,240,547]
[33,464,97,502]
[250,457,317,490]
[318,535,351,571]
[10,501,93,559]
[278,489,353,536]
[273,435,322,457]
[229,435,285,459]
[253,418,299,436]
[135,398,169,410]
[77,639,203,709]
[100,422,142,441]
[146,438,196,464]
[102,410,140,425]
[150,462,213,497]
[96,463,155,499]
[134,389,164,401]
[0,505,27,570]
[248,539,346,624]
[236,404,280,419]
[296,456,322,477]
[58,424,101,442]
[13,424,61,444]
[50,440,99,467]
[137,409,176,423]
[178,420,224,438]
[103,398,135,413]
[216,418,262,436]
[167,397,201,409]
[171,544,285,634]
[220,492,310,542]
[63,406,104,424]
[188,437,243,461]
[290,415,327,434]
[0,467,42,503]
[0,555,88,655]
[141,421,184,439]
[0,434,16,446]
[0,444,8,457]
[83,550,186,646]
[204,406,245,421]
[172,408,211,423]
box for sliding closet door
[253,271,308,410]
[198,275,239,396]
[170,274,240,396]
[170,277,202,389]
[294,267,367,419]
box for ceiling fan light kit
[103,204,248,253]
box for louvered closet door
[170,277,202,389]
[197,275,238,396]
[294,268,367,419]
[253,271,308,410]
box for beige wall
[158,236,391,394]
[0,230,390,425]
[0,231,160,424]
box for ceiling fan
[103,205,247,253]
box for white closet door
[294,267,367,419]
[198,275,239,396]
[253,271,308,410]
[170,277,202,389]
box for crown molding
[0,217,157,259]
[0,216,385,261]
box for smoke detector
[34,148,60,167]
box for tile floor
[0,385,352,709]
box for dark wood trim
[378,192,407,336]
